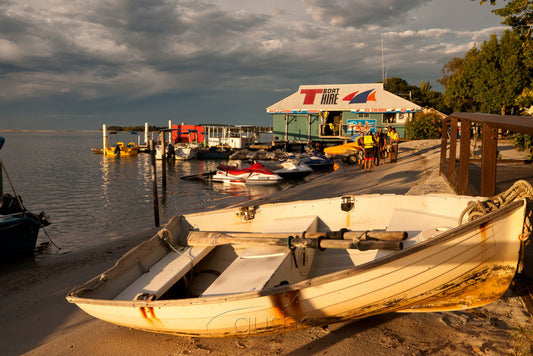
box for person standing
[356,131,365,166]
[389,127,400,163]
[363,129,376,172]
[374,127,386,166]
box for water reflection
[209,181,282,200]
[0,131,301,253]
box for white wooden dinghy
[67,181,532,337]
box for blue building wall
[272,111,406,141]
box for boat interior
[71,195,475,303]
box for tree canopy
[476,0,533,38]
[440,30,532,114]
[383,77,448,113]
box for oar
[193,229,407,241]
[185,231,403,251]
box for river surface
[0,131,304,255]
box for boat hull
[67,194,527,337]
[211,163,282,185]
[174,146,198,160]
[0,215,41,261]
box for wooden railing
[440,112,533,196]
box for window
[383,113,396,123]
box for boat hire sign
[266,83,422,114]
[300,87,376,106]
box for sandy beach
[1,140,532,355]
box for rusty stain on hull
[139,306,161,326]
[398,265,516,312]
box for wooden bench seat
[114,246,214,301]
[201,215,319,297]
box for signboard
[347,119,376,134]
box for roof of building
[266,83,422,114]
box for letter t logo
[300,89,323,105]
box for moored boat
[196,146,233,160]
[155,143,197,160]
[268,159,313,180]
[211,162,282,184]
[67,181,532,337]
[0,136,51,262]
[300,152,334,171]
[0,196,50,261]
[105,141,139,157]
[173,143,198,160]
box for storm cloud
[0,0,505,129]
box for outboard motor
[0,193,25,215]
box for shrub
[509,133,533,159]
[404,112,443,139]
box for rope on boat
[458,179,533,242]
[41,225,61,251]
[158,228,195,268]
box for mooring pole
[160,131,167,188]
[102,124,108,152]
[150,139,160,227]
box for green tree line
[403,1,533,140]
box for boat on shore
[211,162,282,185]
[0,195,50,261]
[324,141,363,165]
[67,181,531,337]
[0,136,50,261]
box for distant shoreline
[0,129,99,133]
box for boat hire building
[266,83,422,144]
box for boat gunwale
[66,198,527,307]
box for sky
[0,0,507,130]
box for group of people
[356,126,399,172]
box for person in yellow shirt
[388,127,399,163]
[363,129,376,172]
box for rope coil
[459,180,533,242]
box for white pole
[103,124,108,151]
[381,35,385,84]
[168,120,172,143]
[144,122,149,144]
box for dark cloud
[0,0,506,129]
[301,0,425,27]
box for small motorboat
[104,132,139,157]
[173,143,198,160]
[155,143,198,161]
[300,152,334,171]
[211,162,282,185]
[105,142,139,157]
[196,146,233,160]
[67,180,532,337]
[270,159,313,180]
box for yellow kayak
[324,141,362,155]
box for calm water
[0,131,288,255]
